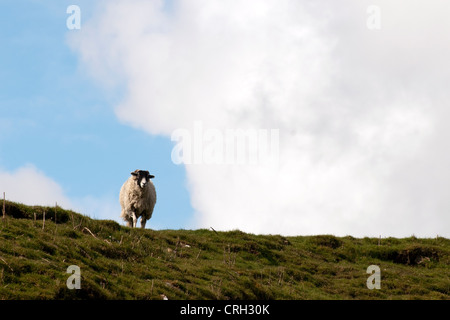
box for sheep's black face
[131,170,155,189]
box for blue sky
[0,0,192,229]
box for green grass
[0,201,448,300]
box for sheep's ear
[131,170,139,176]
[149,174,155,179]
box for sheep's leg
[126,217,133,228]
[121,209,132,227]
[140,218,147,229]
[131,211,138,228]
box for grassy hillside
[0,201,448,300]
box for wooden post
[54,202,57,237]
[42,210,46,230]
[2,192,5,219]
[151,279,154,296]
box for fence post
[2,192,5,219]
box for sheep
[119,169,157,228]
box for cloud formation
[0,165,123,224]
[0,164,73,208]
[70,0,450,237]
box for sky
[0,0,191,230]
[1,0,450,238]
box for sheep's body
[120,170,156,228]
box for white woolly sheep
[119,169,157,228]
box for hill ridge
[0,201,448,299]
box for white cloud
[69,0,450,237]
[0,164,73,208]
[0,165,122,224]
